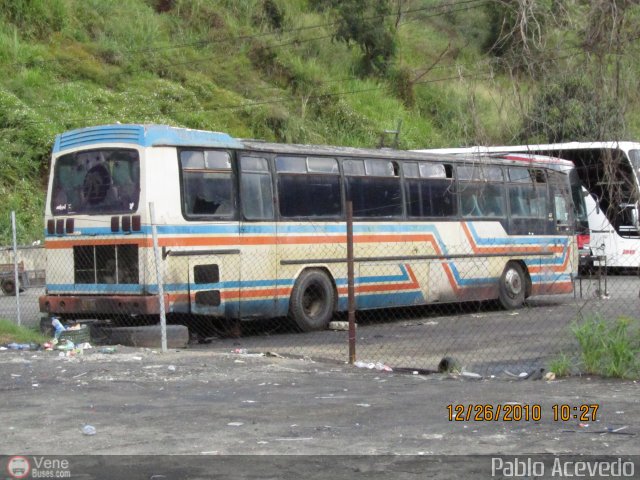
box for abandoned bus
[416,142,640,270]
[40,125,579,331]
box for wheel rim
[503,268,522,298]
[302,282,326,318]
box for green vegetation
[572,315,640,379]
[0,318,47,344]
[0,0,639,243]
[548,353,572,378]
[550,315,640,379]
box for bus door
[238,155,279,319]
[179,148,240,316]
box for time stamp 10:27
[446,404,600,422]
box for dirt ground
[0,347,638,478]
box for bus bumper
[39,294,168,316]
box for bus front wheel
[498,262,525,309]
[289,269,336,332]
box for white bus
[40,125,579,331]
[416,142,640,271]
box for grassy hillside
[0,0,638,244]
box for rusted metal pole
[346,201,356,364]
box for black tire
[498,262,526,310]
[289,269,336,332]
[1,279,16,296]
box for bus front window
[51,149,140,215]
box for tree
[321,0,397,76]
[521,76,624,143]
[482,0,558,76]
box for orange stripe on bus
[528,246,572,273]
[336,264,420,295]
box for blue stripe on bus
[530,274,572,283]
[465,222,567,245]
[335,264,410,286]
[353,292,425,309]
[188,282,568,317]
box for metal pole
[11,211,21,326]
[149,202,167,353]
[346,201,356,364]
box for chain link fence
[3,211,639,376]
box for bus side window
[345,159,402,218]
[405,162,456,218]
[276,156,341,218]
[461,185,506,218]
[240,156,274,220]
[180,150,235,219]
[462,192,483,217]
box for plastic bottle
[56,339,75,351]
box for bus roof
[52,124,575,171]
[239,140,575,169]
[414,140,640,155]
[52,124,244,153]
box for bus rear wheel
[289,269,335,332]
[498,262,525,309]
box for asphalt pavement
[0,346,637,478]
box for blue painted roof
[52,124,244,153]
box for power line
[18,70,496,129]
[6,3,639,128]
[118,0,491,54]
[6,43,621,128]
[0,0,488,70]
[40,67,491,122]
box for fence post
[347,201,356,364]
[11,211,21,326]
[148,202,167,353]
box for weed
[548,353,573,377]
[0,318,47,344]
[571,315,640,379]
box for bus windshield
[51,148,140,215]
